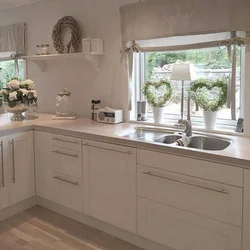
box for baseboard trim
[0,196,37,222]
[36,196,172,250]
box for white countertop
[1,113,250,169]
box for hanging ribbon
[11,52,23,77]
[121,40,141,111]
[220,35,250,120]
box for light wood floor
[0,206,144,250]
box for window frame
[130,44,246,133]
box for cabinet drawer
[137,149,243,187]
[52,134,81,152]
[53,173,83,212]
[138,198,242,250]
[52,146,82,179]
[138,165,242,227]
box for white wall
[0,0,137,118]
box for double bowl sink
[119,127,232,151]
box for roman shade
[120,0,250,44]
[0,23,26,76]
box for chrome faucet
[176,92,199,137]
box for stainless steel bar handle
[83,143,132,155]
[52,150,78,158]
[143,172,229,195]
[53,176,79,186]
[52,137,78,144]
[11,140,15,184]
[0,141,4,188]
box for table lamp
[170,62,196,122]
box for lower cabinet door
[83,140,137,234]
[53,173,83,213]
[0,138,9,210]
[138,198,242,250]
[9,131,35,205]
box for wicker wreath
[52,16,82,54]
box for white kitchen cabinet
[53,173,83,212]
[35,131,54,201]
[82,140,137,233]
[138,198,242,250]
[138,165,242,227]
[0,137,10,210]
[243,169,250,250]
[9,131,35,205]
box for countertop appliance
[97,108,123,124]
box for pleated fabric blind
[120,0,250,43]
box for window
[0,59,25,88]
[132,34,244,131]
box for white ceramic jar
[82,38,91,54]
[91,37,104,54]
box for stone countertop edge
[0,113,249,169]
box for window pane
[0,59,25,88]
[144,47,242,120]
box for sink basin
[187,136,232,151]
[154,135,182,144]
[118,127,173,142]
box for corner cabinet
[82,140,137,233]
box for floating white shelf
[22,52,105,72]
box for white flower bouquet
[0,78,37,108]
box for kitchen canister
[82,37,91,53]
[91,37,104,54]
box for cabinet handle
[52,137,78,144]
[53,176,79,186]
[52,150,78,158]
[143,171,229,195]
[0,141,4,188]
[83,143,132,155]
[11,140,15,184]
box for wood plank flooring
[0,206,144,250]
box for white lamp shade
[170,63,196,81]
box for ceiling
[0,0,42,10]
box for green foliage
[142,80,173,107]
[0,60,25,88]
[145,47,241,80]
[189,78,228,111]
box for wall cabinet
[82,140,137,233]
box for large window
[132,41,243,131]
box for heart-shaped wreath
[189,78,227,112]
[142,80,173,107]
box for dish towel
[176,135,190,147]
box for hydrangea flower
[9,91,18,101]
[6,80,20,89]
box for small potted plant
[142,80,173,124]
[0,78,37,121]
[189,78,227,130]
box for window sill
[129,119,244,137]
